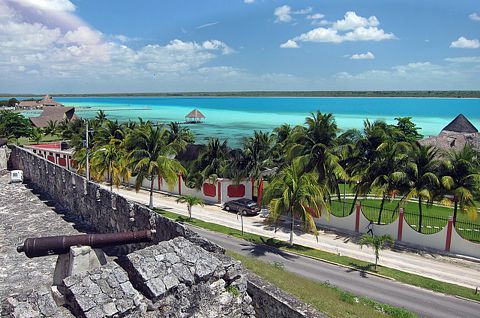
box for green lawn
[228,251,416,318]
[330,198,480,242]
[15,134,62,145]
[155,209,480,303]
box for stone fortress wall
[6,146,321,318]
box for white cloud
[9,0,75,12]
[333,11,379,31]
[285,11,394,45]
[344,26,395,41]
[274,5,292,23]
[295,27,343,43]
[274,5,313,23]
[280,40,299,49]
[445,56,480,63]
[307,13,324,20]
[294,7,312,15]
[333,61,480,90]
[450,36,480,49]
[350,52,375,60]
[0,0,236,89]
[63,26,102,45]
[244,0,254,3]
[469,13,480,21]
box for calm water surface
[28,97,480,147]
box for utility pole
[85,120,90,181]
[342,179,346,216]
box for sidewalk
[103,184,480,289]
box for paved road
[189,225,480,318]
[107,185,480,289]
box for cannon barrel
[17,230,155,258]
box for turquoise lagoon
[47,97,480,147]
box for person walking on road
[366,221,374,236]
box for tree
[43,120,58,136]
[95,110,107,123]
[368,142,410,224]
[289,112,347,201]
[166,122,195,153]
[346,120,402,215]
[29,127,43,144]
[262,160,329,246]
[358,234,394,270]
[0,110,32,141]
[242,130,274,195]
[91,144,119,192]
[127,124,186,209]
[440,146,480,225]
[402,143,440,232]
[195,138,229,181]
[176,195,204,219]
[394,117,423,142]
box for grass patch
[15,134,63,145]
[227,250,417,318]
[155,209,480,303]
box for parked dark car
[223,199,260,216]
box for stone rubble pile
[120,237,255,317]
[63,262,144,318]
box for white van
[10,170,23,183]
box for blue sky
[0,0,479,93]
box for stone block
[63,262,145,317]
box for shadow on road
[346,262,376,278]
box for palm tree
[95,120,125,147]
[346,120,396,214]
[196,138,229,181]
[91,144,119,192]
[262,160,329,246]
[29,128,43,144]
[358,234,394,270]
[111,155,132,189]
[166,122,194,153]
[368,142,410,224]
[95,110,107,123]
[43,120,58,136]
[440,146,480,225]
[290,112,347,201]
[176,195,204,219]
[402,143,440,232]
[243,130,274,196]
[127,124,185,209]
[272,123,293,168]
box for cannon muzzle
[17,230,156,258]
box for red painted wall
[47,155,55,163]
[58,158,67,166]
[203,183,216,197]
[227,184,245,198]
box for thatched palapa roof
[29,106,79,128]
[441,114,478,134]
[185,109,206,119]
[419,113,479,151]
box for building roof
[29,106,78,128]
[17,100,39,107]
[17,95,63,108]
[185,109,206,119]
[442,114,478,134]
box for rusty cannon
[17,229,156,258]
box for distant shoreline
[1,90,480,98]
